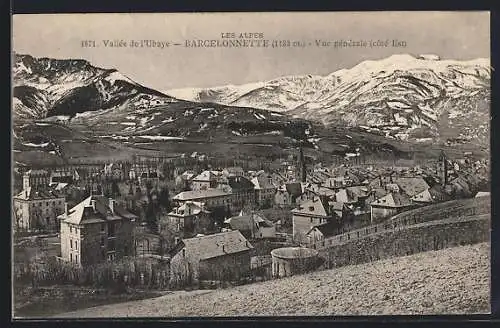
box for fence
[14,256,171,290]
[307,195,490,250]
[321,215,490,269]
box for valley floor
[53,242,490,317]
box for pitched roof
[393,177,430,197]
[411,188,434,203]
[179,230,254,260]
[58,195,138,225]
[328,201,347,211]
[173,188,230,201]
[307,220,340,238]
[192,170,218,182]
[168,201,209,217]
[224,213,273,231]
[227,176,255,191]
[370,192,412,208]
[224,215,254,232]
[335,187,367,204]
[14,187,63,201]
[292,197,330,217]
[251,175,276,190]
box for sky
[13,12,490,92]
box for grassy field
[13,285,167,318]
[53,242,490,317]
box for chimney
[90,199,96,212]
[109,198,114,215]
[65,202,69,215]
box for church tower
[437,150,448,186]
[298,147,306,183]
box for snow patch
[22,142,49,148]
[137,135,184,141]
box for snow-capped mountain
[12,54,316,166]
[12,53,177,120]
[167,54,491,144]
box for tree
[158,186,171,212]
[111,181,120,197]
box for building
[370,192,414,224]
[169,230,254,286]
[475,191,491,198]
[411,185,449,205]
[223,212,276,239]
[297,147,306,183]
[217,176,256,213]
[305,220,342,247]
[222,167,245,177]
[191,170,220,191]
[175,170,196,191]
[251,174,277,208]
[161,201,212,242]
[291,197,333,243]
[57,193,138,266]
[172,189,232,211]
[393,177,430,198]
[274,182,303,208]
[103,163,126,181]
[437,151,449,186]
[13,187,66,232]
[22,169,50,190]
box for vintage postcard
[11,12,491,318]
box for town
[13,147,490,292]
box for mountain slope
[12,53,178,120]
[12,54,317,166]
[167,54,491,145]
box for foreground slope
[55,242,490,317]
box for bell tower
[437,150,448,186]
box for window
[46,202,49,206]
[75,241,78,250]
[70,239,73,249]
[70,226,72,233]
[70,253,73,262]
[101,237,105,246]
[75,255,78,263]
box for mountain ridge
[166,54,490,145]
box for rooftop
[177,230,254,260]
[173,188,231,201]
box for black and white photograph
[11,11,491,318]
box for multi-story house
[172,189,232,210]
[190,170,221,191]
[291,197,335,243]
[58,193,138,266]
[251,174,277,208]
[217,176,256,214]
[13,187,66,232]
[370,191,414,224]
[22,169,50,190]
[169,230,254,286]
[161,201,212,243]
